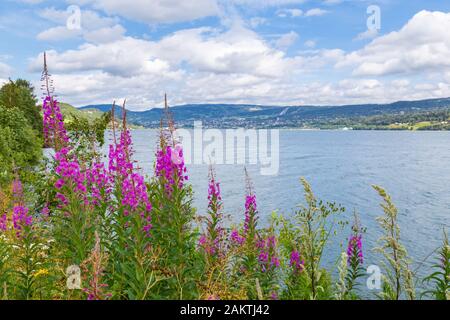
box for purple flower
[258,235,279,272]
[108,129,152,237]
[55,179,65,189]
[42,96,69,150]
[347,235,363,264]
[244,194,257,236]
[199,169,226,258]
[231,229,245,245]
[12,206,32,229]
[41,205,50,217]
[290,250,305,273]
[0,214,7,232]
[198,235,207,247]
[9,178,33,237]
[155,144,187,196]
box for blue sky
[1,0,450,110]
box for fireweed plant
[106,108,155,300]
[197,167,240,300]
[148,119,200,299]
[335,212,365,300]
[0,57,448,300]
[345,213,365,297]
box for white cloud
[30,25,299,79]
[354,28,378,41]
[27,9,450,109]
[139,26,293,77]
[37,8,125,43]
[29,23,343,108]
[277,8,328,18]
[83,24,125,43]
[304,8,328,17]
[275,31,299,49]
[39,7,119,29]
[391,79,410,88]
[30,38,171,77]
[69,0,219,24]
[37,26,82,41]
[339,11,450,76]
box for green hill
[59,103,105,122]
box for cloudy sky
[1,0,450,110]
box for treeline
[321,108,450,130]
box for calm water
[104,129,450,291]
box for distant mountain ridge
[79,97,450,128]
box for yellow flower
[34,269,49,278]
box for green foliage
[0,79,42,135]
[0,105,42,185]
[10,225,49,300]
[150,176,200,299]
[65,111,112,165]
[106,180,160,300]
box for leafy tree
[0,105,42,185]
[64,111,112,165]
[0,79,42,135]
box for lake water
[104,129,450,292]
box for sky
[1,0,450,110]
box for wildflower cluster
[42,96,69,150]
[231,228,245,245]
[155,144,188,196]
[289,250,305,273]
[244,194,258,237]
[109,129,152,235]
[4,179,33,238]
[199,168,225,260]
[257,236,279,272]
